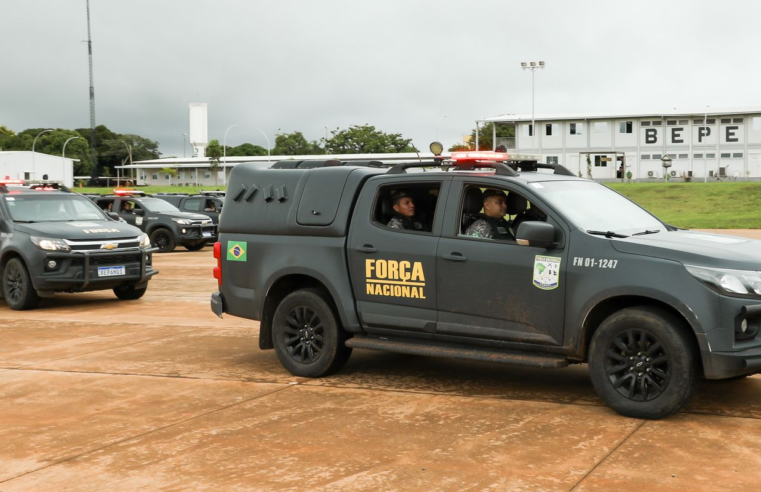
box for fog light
[182,228,186,234]
[741,319,748,333]
[46,260,58,270]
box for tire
[113,283,148,300]
[150,228,176,253]
[2,258,41,310]
[184,243,206,251]
[588,306,699,419]
[272,289,352,377]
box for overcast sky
[2,0,761,158]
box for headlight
[138,234,151,248]
[686,265,761,298]
[172,218,192,225]
[31,237,71,252]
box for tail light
[213,241,222,286]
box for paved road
[1,231,760,491]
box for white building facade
[481,107,761,180]
[0,151,75,187]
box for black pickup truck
[153,192,224,225]
[210,149,761,419]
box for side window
[184,198,203,211]
[460,185,547,240]
[97,199,114,212]
[373,183,441,233]
[120,200,140,213]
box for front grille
[66,237,141,252]
[72,253,142,267]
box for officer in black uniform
[465,189,514,240]
[387,190,425,231]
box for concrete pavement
[1,231,760,491]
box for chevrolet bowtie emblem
[100,243,118,250]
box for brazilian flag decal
[227,241,247,261]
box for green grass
[74,183,760,230]
[607,182,761,229]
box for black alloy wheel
[2,258,41,310]
[605,329,670,402]
[150,229,175,253]
[282,306,325,364]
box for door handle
[443,252,467,262]
[355,244,377,254]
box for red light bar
[114,189,141,195]
[450,151,510,164]
[0,179,25,185]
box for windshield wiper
[632,229,660,236]
[587,230,629,239]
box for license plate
[202,231,212,237]
[97,266,125,277]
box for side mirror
[107,212,124,222]
[133,209,145,216]
[516,221,556,249]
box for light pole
[121,140,133,184]
[62,136,81,185]
[703,106,709,183]
[324,126,329,152]
[520,61,545,155]
[182,133,187,158]
[256,128,271,162]
[31,128,54,180]
[223,124,238,186]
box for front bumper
[31,247,159,292]
[176,225,217,245]
[704,346,761,379]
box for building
[0,151,75,187]
[479,107,761,180]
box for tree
[456,122,515,151]
[160,167,178,186]
[227,143,268,156]
[272,131,323,156]
[206,139,223,186]
[324,125,414,154]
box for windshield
[138,198,181,213]
[531,181,664,233]
[5,194,108,222]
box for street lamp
[703,106,709,183]
[256,128,271,162]
[182,133,188,158]
[62,136,81,185]
[121,140,133,184]
[223,124,238,186]
[31,128,54,180]
[661,154,672,181]
[521,61,545,155]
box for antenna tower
[86,0,97,179]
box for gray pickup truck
[210,150,761,419]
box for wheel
[113,283,148,300]
[588,306,699,419]
[272,289,352,377]
[150,228,176,253]
[2,258,41,310]
[184,243,206,251]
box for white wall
[0,152,74,187]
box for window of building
[546,156,559,165]
[178,172,185,180]
[652,120,662,126]
[694,154,704,159]
[721,153,731,158]
[374,183,441,234]
[594,155,608,167]
[205,172,211,178]
[23,172,31,180]
[721,118,732,124]
[733,118,743,124]
[641,121,651,127]
[619,121,633,133]
[652,154,662,160]
[678,119,688,125]
[152,173,158,180]
[693,119,716,125]
[667,120,677,126]
[641,154,651,160]
[666,154,677,159]
[733,153,743,158]
[165,174,171,180]
[753,117,761,130]
[569,122,582,135]
[678,154,688,159]
[594,122,608,134]
[545,123,558,136]
[706,153,716,158]
[524,124,533,137]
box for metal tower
[86,0,97,180]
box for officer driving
[465,188,514,240]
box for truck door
[347,177,449,336]
[436,179,568,347]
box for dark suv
[153,191,224,225]
[0,182,158,310]
[89,192,216,252]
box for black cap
[482,189,505,201]
[390,190,413,204]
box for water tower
[189,103,208,157]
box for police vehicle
[210,143,761,419]
[0,180,157,310]
[88,190,216,252]
[153,191,224,225]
